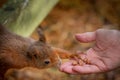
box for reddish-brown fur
[0,25,62,80]
[0,24,75,80]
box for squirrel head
[25,29,61,69]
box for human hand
[59,29,120,74]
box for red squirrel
[0,24,74,80]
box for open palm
[60,29,120,74]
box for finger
[59,61,72,71]
[72,65,101,74]
[75,32,96,43]
[61,65,79,74]
[59,61,79,74]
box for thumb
[75,32,96,43]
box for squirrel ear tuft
[37,28,46,43]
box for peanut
[72,61,78,66]
[70,53,91,66]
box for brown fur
[0,25,62,80]
[0,24,74,80]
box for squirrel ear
[37,28,46,43]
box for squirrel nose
[44,60,50,64]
